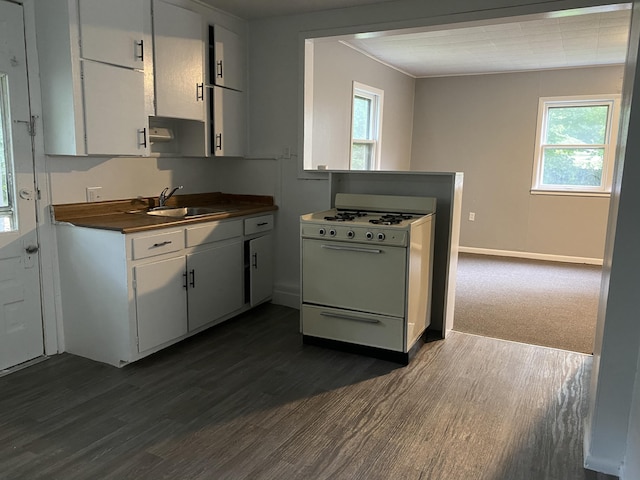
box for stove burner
[369,213,414,225]
[324,211,368,222]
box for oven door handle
[320,245,382,254]
[320,311,381,324]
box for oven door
[302,238,407,317]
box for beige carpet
[453,253,602,354]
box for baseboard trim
[272,283,300,309]
[583,421,624,478]
[583,453,623,477]
[459,246,603,266]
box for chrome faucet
[158,185,183,208]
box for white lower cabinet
[248,234,273,306]
[57,214,272,367]
[134,256,188,352]
[244,215,274,306]
[187,241,243,331]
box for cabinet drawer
[302,304,404,352]
[132,230,184,260]
[244,215,273,235]
[186,220,242,247]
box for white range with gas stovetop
[300,193,436,364]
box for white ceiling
[341,6,631,77]
[200,0,399,20]
[201,0,631,77]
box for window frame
[0,73,15,219]
[349,81,384,170]
[531,94,621,196]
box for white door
[0,1,44,370]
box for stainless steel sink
[146,206,238,218]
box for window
[532,95,621,195]
[350,82,383,170]
[0,74,16,232]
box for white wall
[584,2,640,475]
[310,40,415,170]
[622,353,640,478]
[47,156,221,204]
[411,66,622,259]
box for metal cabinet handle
[257,222,269,226]
[321,245,382,254]
[216,60,223,79]
[25,245,39,254]
[215,133,222,151]
[320,312,380,324]
[252,252,258,269]
[189,269,196,288]
[196,83,204,101]
[139,127,147,148]
[151,240,172,248]
[183,272,188,289]
[136,40,144,61]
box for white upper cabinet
[34,0,148,156]
[78,0,146,69]
[209,24,243,91]
[152,0,205,121]
[210,86,244,157]
[82,61,147,155]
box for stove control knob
[347,230,355,239]
[329,229,337,237]
[366,232,374,240]
[377,232,386,241]
[319,228,326,236]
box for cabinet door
[211,86,244,157]
[134,256,188,353]
[249,234,273,306]
[211,25,243,91]
[187,241,243,331]
[153,0,204,121]
[78,0,146,69]
[82,61,148,155]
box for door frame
[17,0,60,355]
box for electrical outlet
[86,187,103,202]
[469,212,475,221]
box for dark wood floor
[0,304,616,479]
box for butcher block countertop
[52,192,277,234]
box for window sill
[530,189,611,198]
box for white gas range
[300,193,436,364]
